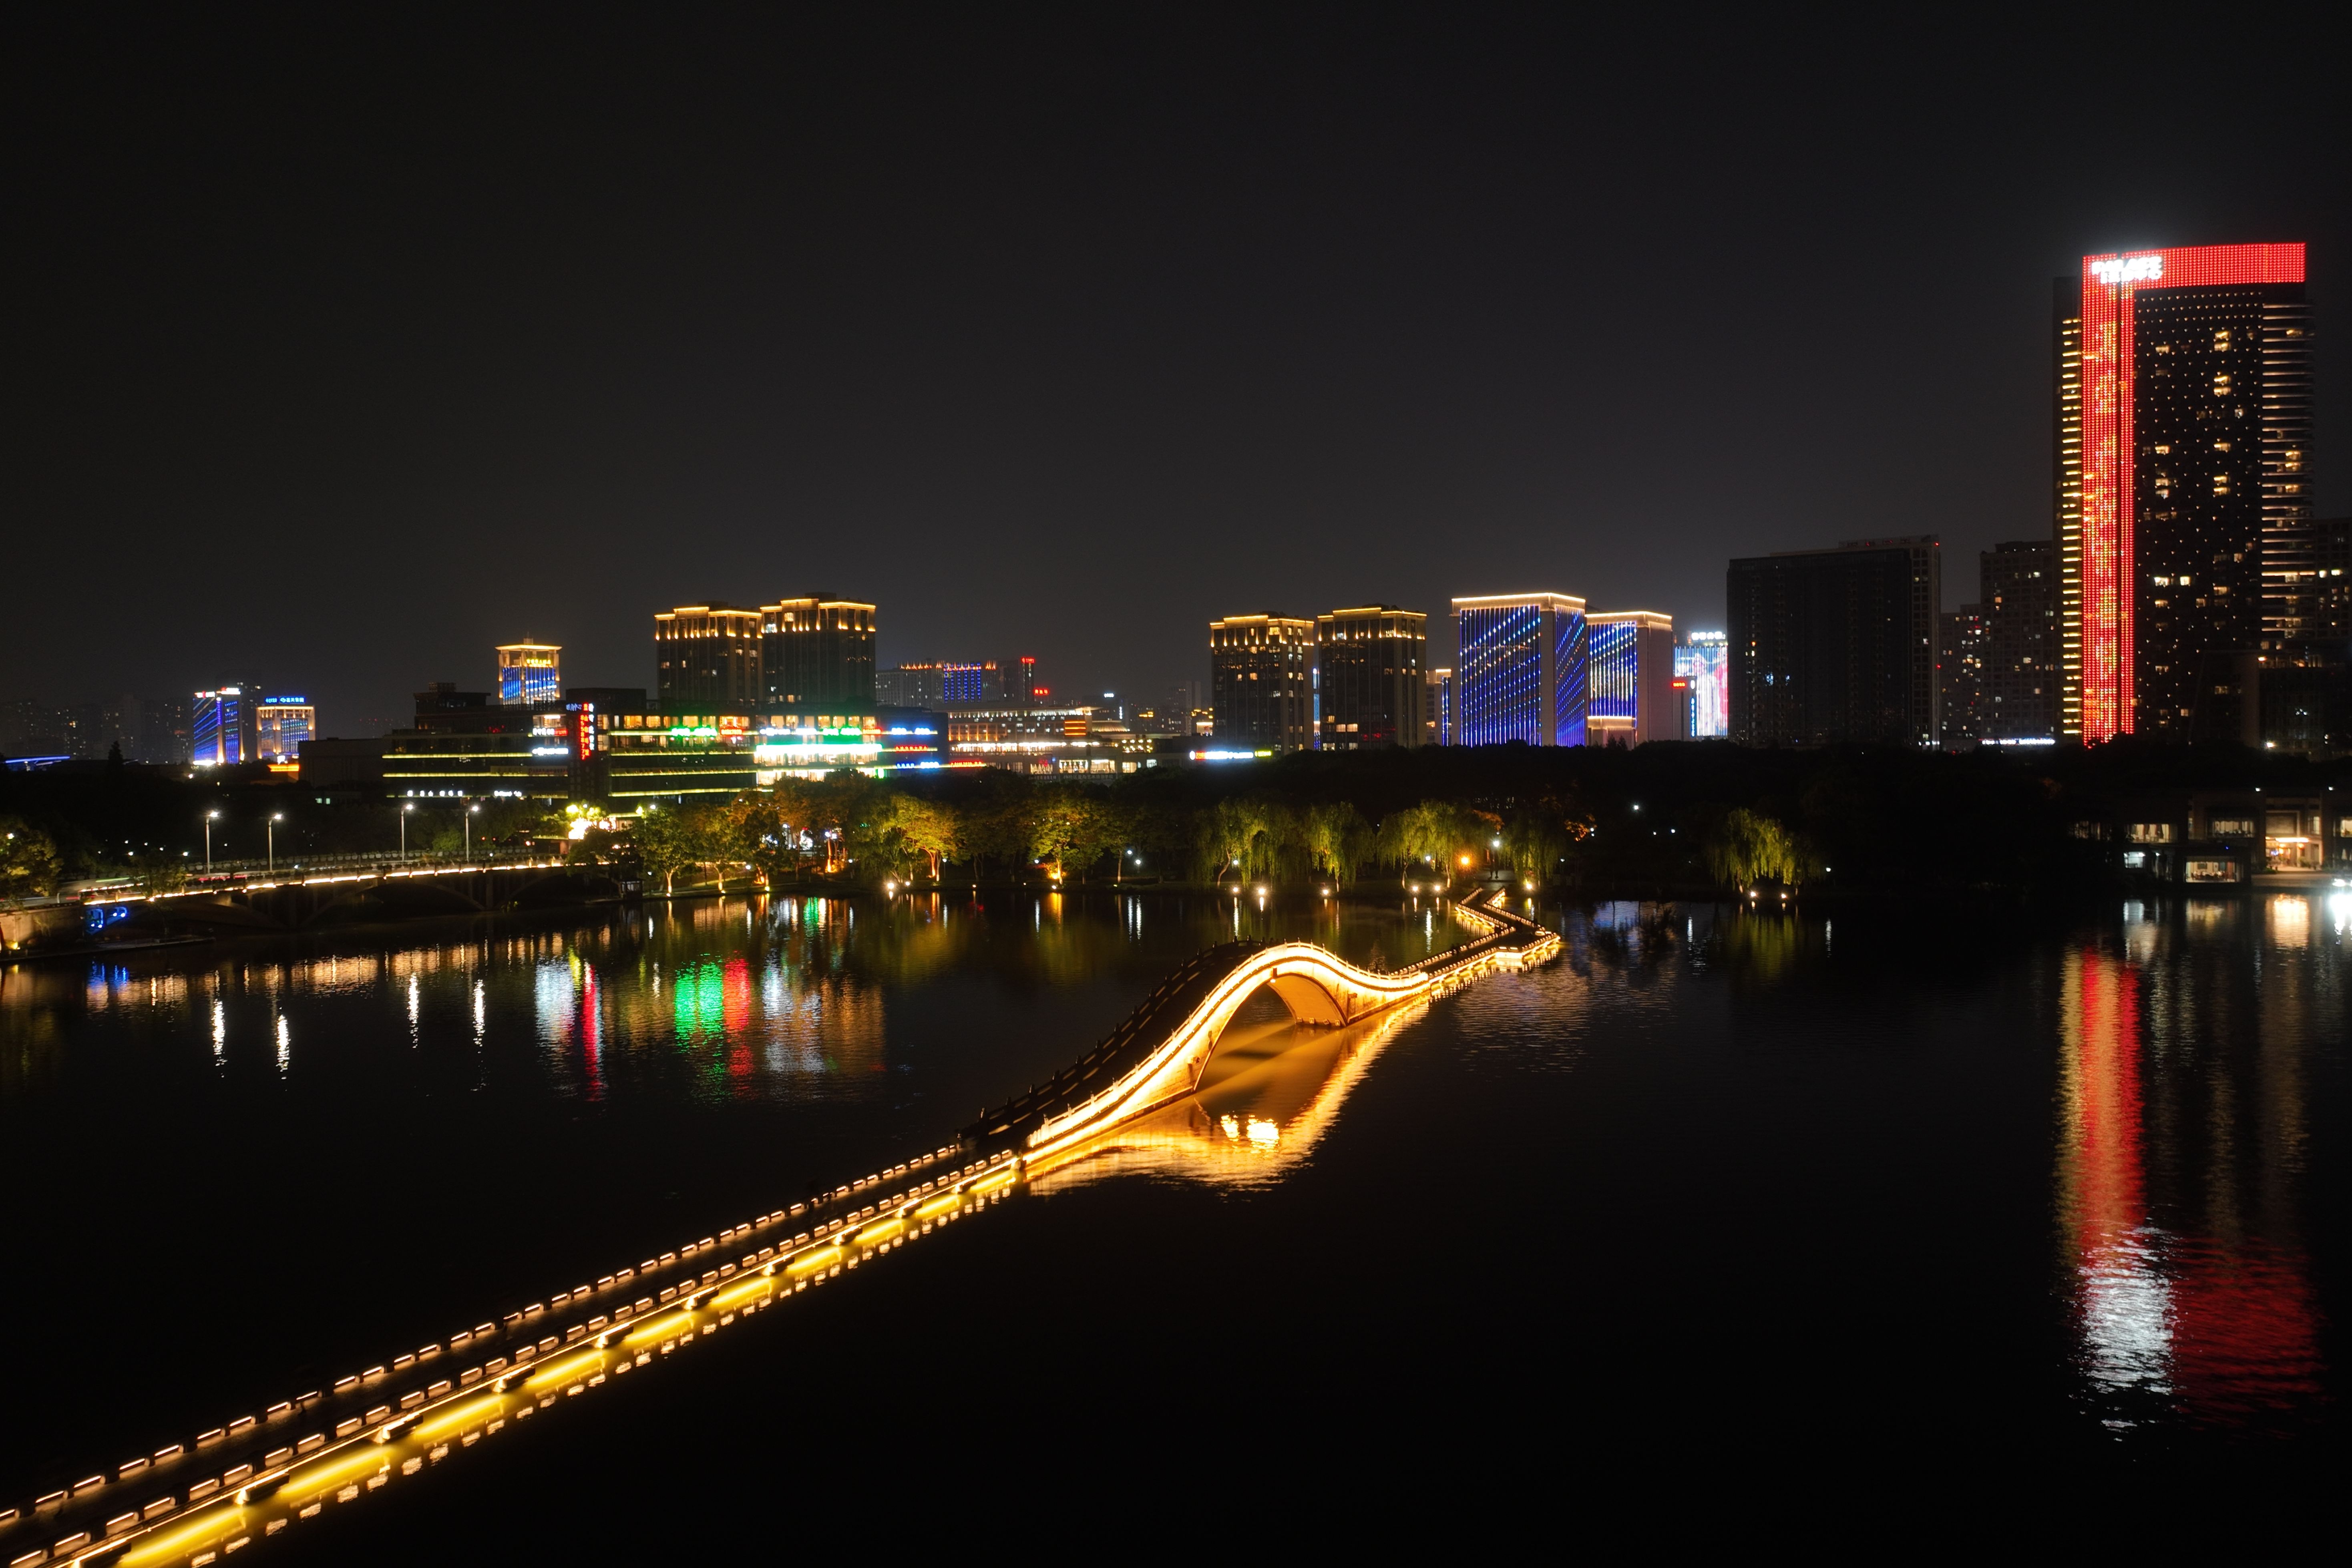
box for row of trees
[603,773,1608,893]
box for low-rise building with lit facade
[1210,614,1315,752]
[1315,605,1427,749]
[1452,593,1586,746]
[1585,611,1680,745]
[2097,790,2351,885]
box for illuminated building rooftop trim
[1449,591,1588,611]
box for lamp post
[267,812,284,875]
[204,810,219,873]
[400,802,413,858]
[465,802,480,862]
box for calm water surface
[2,887,2344,1548]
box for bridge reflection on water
[9,893,1542,1567]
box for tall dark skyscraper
[1209,614,1314,752]
[1727,538,1941,746]
[1314,605,1427,749]
[761,597,876,714]
[2054,243,2310,741]
[655,603,764,710]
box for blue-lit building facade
[1586,611,1679,745]
[190,685,259,767]
[1675,631,1729,738]
[1451,593,1588,746]
[497,641,563,706]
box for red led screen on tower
[2076,242,2304,741]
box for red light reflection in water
[724,955,753,1080]
[581,963,603,1101]
[2058,947,2322,1430]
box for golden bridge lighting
[35,889,1557,1568]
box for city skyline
[6,13,2343,734]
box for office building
[1675,631,1729,739]
[1209,614,1315,753]
[1451,593,1588,747]
[1315,606,1427,748]
[655,603,764,710]
[762,597,876,713]
[496,641,563,706]
[191,685,261,767]
[1727,538,1942,746]
[878,664,947,708]
[1423,667,1453,746]
[2054,243,2309,741]
[1978,539,2058,740]
[1938,606,1986,745]
[255,696,317,767]
[1585,611,1680,745]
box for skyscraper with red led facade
[2054,243,2310,742]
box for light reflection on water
[2056,898,2327,1436]
[0,883,2341,1508]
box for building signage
[2089,255,2162,285]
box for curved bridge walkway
[962,886,1561,1165]
[6,889,1555,1568]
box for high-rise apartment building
[496,641,563,706]
[1727,539,1942,746]
[1674,631,1729,738]
[191,685,261,767]
[1451,593,1588,747]
[1938,606,1986,745]
[1979,539,2058,739]
[1585,612,1680,745]
[1209,614,1315,752]
[655,603,764,710]
[2054,243,2309,741]
[255,696,316,765]
[1315,606,1427,749]
[137,696,189,764]
[762,597,876,714]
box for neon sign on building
[2068,242,2304,742]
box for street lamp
[267,812,284,875]
[204,810,219,873]
[465,802,481,862]
[400,802,414,858]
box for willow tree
[1705,808,1810,891]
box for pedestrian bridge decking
[961,886,1560,1163]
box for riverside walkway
[3,888,1557,1567]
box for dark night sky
[6,7,2347,729]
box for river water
[1,888,2344,1552]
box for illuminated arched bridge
[9,891,1554,1568]
[962,886,1559,1164]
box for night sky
[8,8,2346,730]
